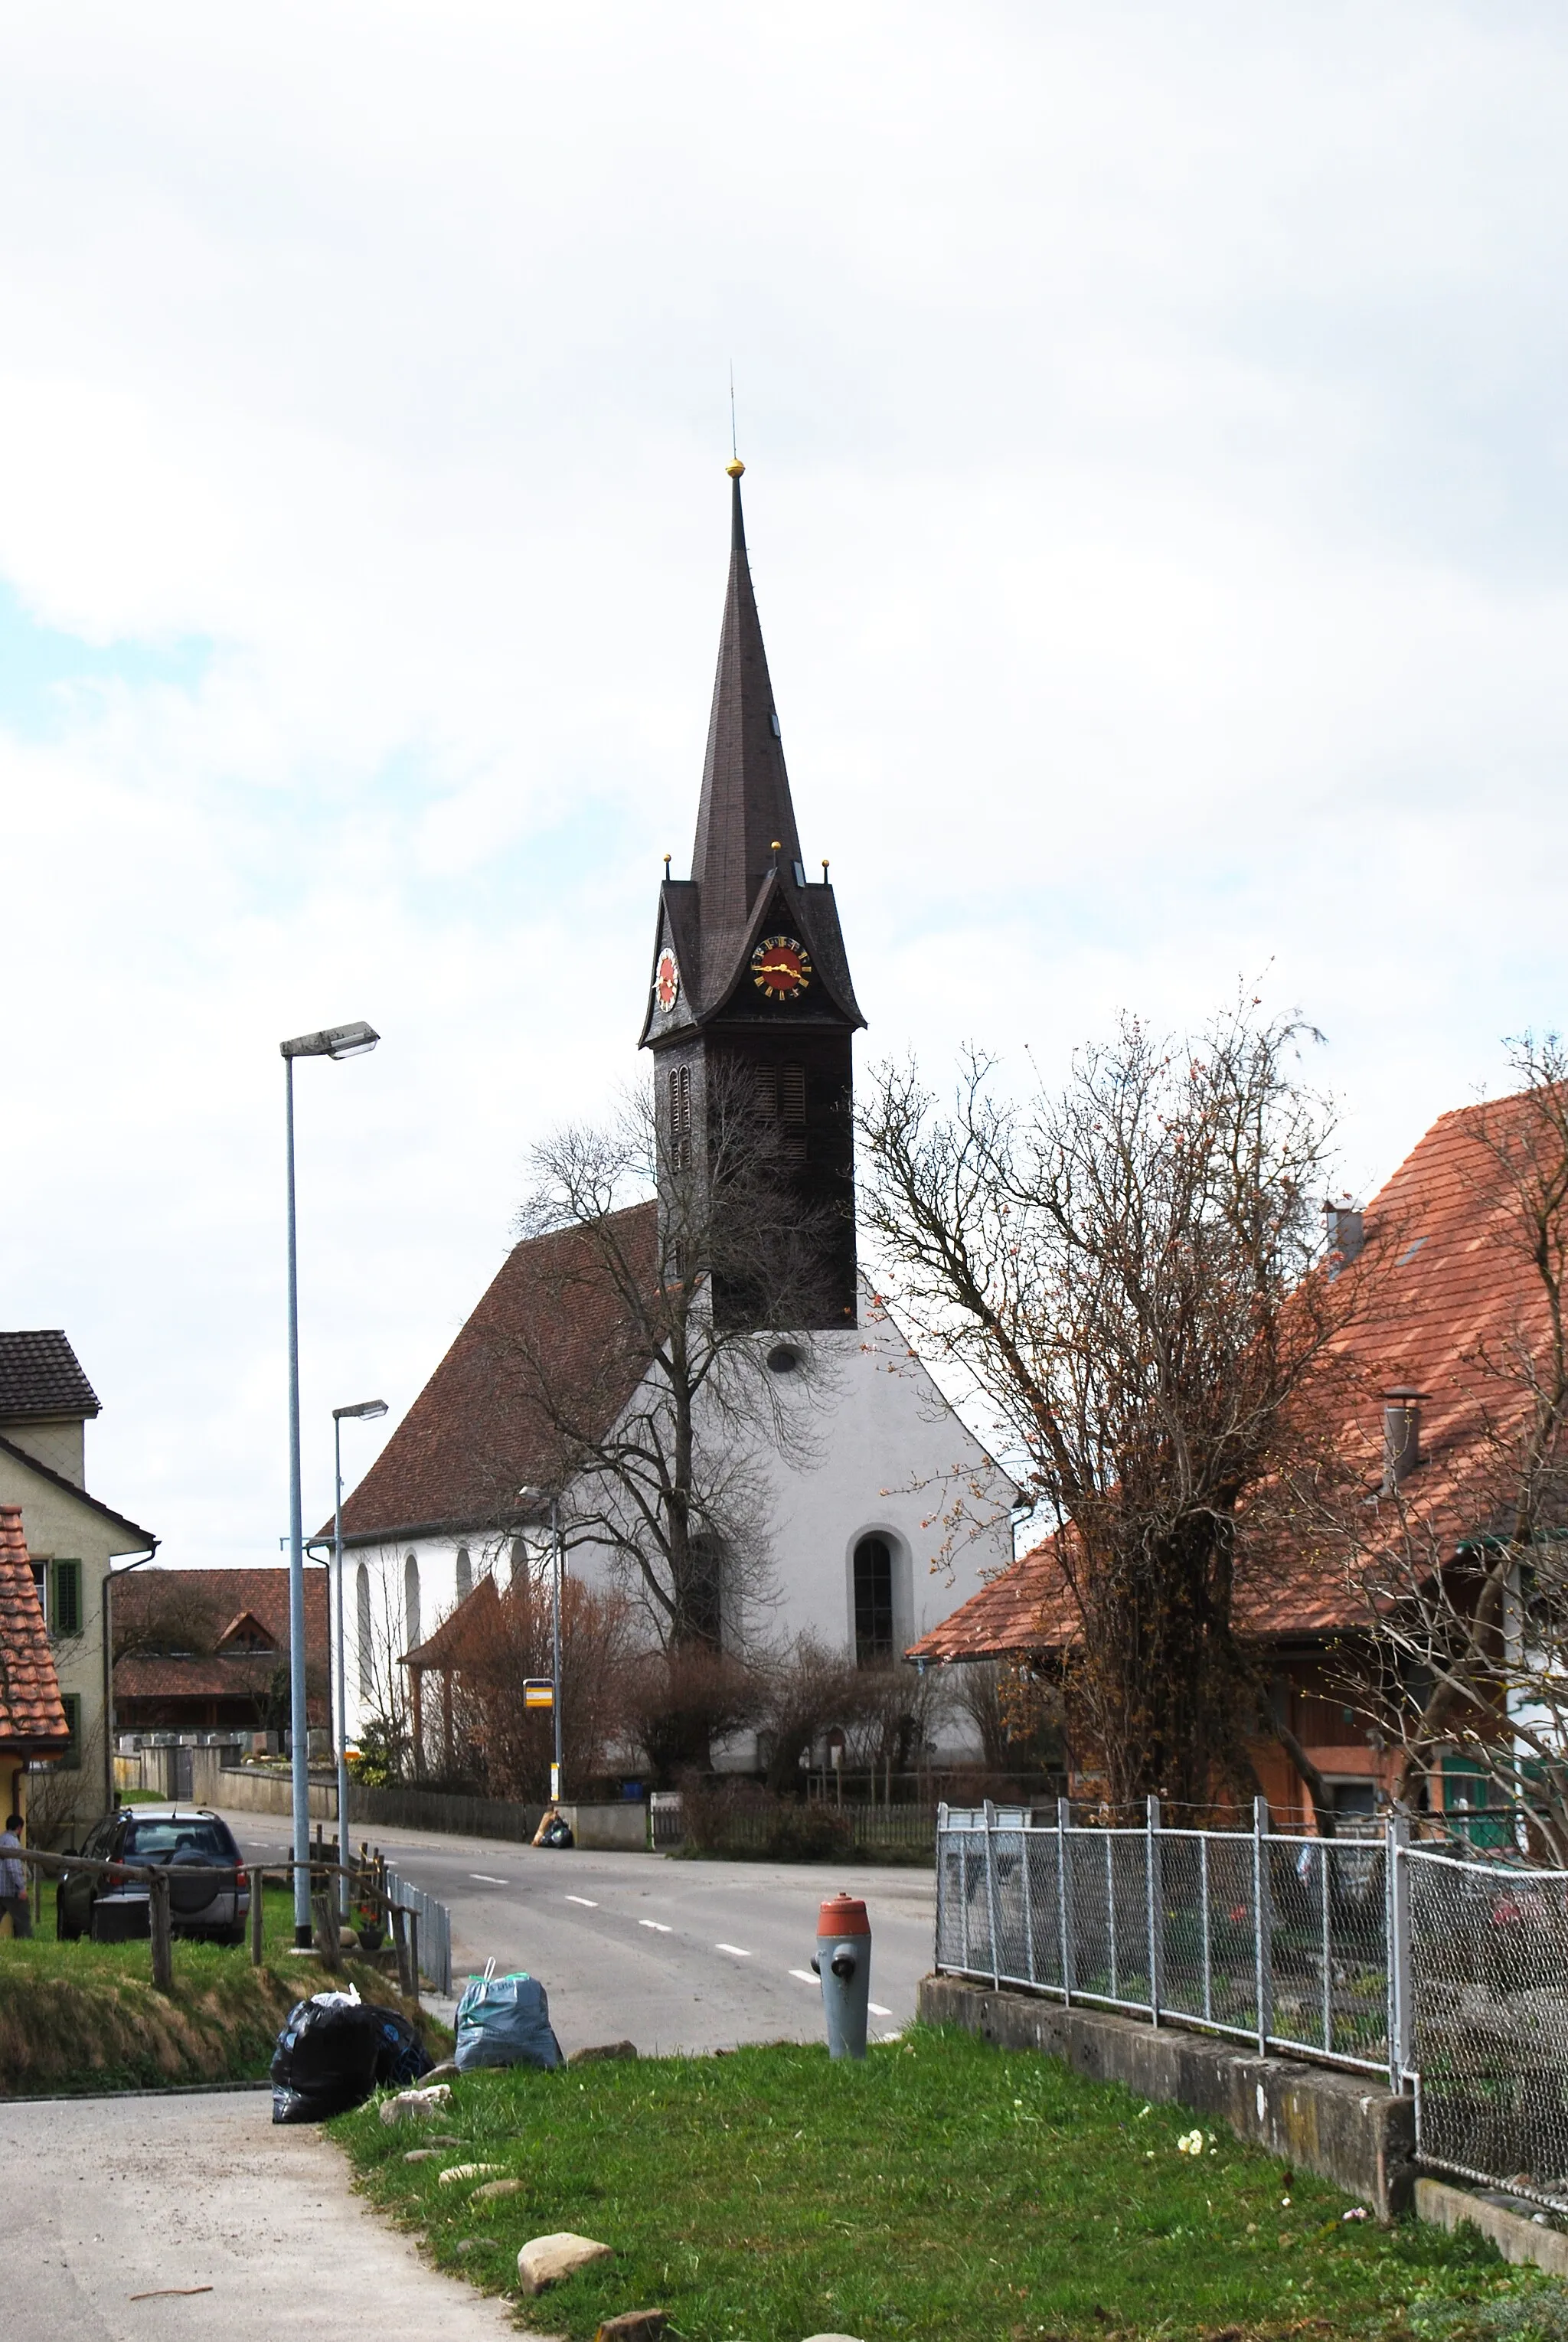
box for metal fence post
[1386,1811,1412,2091]
[1253,1795,1272,2054]
[983,1798,1001,1988]
[1199,1830,1213,2022]
[1057,1796,1073,2005]
[935,1802,948,1970]
[1320,1837,1333,2056]
[1022,1814,1037,1987]
[1146,1794,1162,2026]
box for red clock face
[751,935,812,1001]
[655,949,680,1013]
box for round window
[766,1342,802,1375]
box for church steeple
[639,462,863,1327]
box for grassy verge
[0,1885,449,2097]
[332,2023,1561,2341]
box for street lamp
[518,1486,565,1805]
[332,1399,387,1914]
[282,1018,380,1948]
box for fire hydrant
[811,1891,871,2060]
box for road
[2,2089,518,2342]
[224,1814,936,2056]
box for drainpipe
[104,1542,160,1817]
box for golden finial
[726,458,745,479]
[770,838,782,853]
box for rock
[801,2334,867,2341]
[593,2314,667,2341]
[380,2084,452,2125]
[516,2232,614,2296]
[418,2058,461,2084]
[568,2040,639,2066]
[402,2148,443,2163]
[438,2162,505,2186]
[472,2177,526,2202]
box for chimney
[1381,1388,1427,1494]
[1323,1200,1364,1275]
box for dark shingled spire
[688,463,803,968]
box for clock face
[655,948,680,1013]
[751,934,813,1001]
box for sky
[3,2,1566,1566]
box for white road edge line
[867,2002,893,2017]
[789,1968,818,1985]
[469,1874,508,1885]
[714,1943,752,1958]
[639,1920,672,1932]
[565,1895,599,1907]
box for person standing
[0,1812,31,1938]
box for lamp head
[281,1021,381,1061]
[334,1399,388,1422]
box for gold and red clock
[751,935,812,1001]
[655,949,681,1013]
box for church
[335,463,1015,1765]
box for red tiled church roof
[0,1504,70,1758]
[335,1204,659,1543]
[910,1081,1561,1665]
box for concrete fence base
[918,1975,1416,2220]
[184,1752,651,1851]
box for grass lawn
[333,2023,1563,2341]
[0,1884,448,2096]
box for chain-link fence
[935,1803,1568,2216]
[1406,1844,1568,2216]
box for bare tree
[441,1575,635,1800]
[506,1066,838,1669]
[1318,1037,1568,1859]
[860,998,1357,1809]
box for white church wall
[343,1526,528,1746]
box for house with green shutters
[0,1332,157,1842]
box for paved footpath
[2,2089,520,2342]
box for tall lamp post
[332,1398,387,1914]
[282,1019,380,1949]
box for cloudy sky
[3,2,1566,1564]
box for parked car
[57,1805,250,1946]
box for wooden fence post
[149,1870,175,1994]
[250,1865,266,1966]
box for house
[0,1504,71,1844]
[334,465,1016,1760]
[113,1566,331,1740]
[908,1080,1566,1831]
[0,1331,158,1842]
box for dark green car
[57,1805,250,1946]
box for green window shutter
[51,1560,83,1638]
[59,1694,81,1771]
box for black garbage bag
[368,2004,432,2089]
[270,1991,384,2124]
[537,1813,574,1849]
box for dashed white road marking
[715,1942,752,1958]
[565,1894,599,1907]
[789,1968,818,1985]
[469,1873,508,1885]
[868,2002,893,2017]
[639,1919,672,1932]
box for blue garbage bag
[454,1961,563,2073]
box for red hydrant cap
[817,1893,870,1937]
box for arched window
[853,1535,895,1667]
[454,1545,472,1602]
[403,1553,421,1651]
[669,1063,694,1170]
[356,1563,374,1697]
[509,1536,528,1589]
[688,1533,725,1650]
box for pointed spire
[690,462,804,958]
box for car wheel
[56,1901,81,1942]
[214,1926,247,1948]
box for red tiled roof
[114,1567,328,1664]
[910,1082,1562,1665]
[335,1204,659,1542]
[404,1572,504,1670]
[0,1504,70,1758]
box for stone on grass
[438,2161,505,2186]
[381,2084,452,2125]
[419,2058,460,2083]
[402,2148,443,2163]
[567,2040,639,2066]
[801,2334,866,2341]
[593,2312,667,2341]
[516,2232,614,2296]
[472,2177,525,2202]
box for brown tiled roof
[0,1504,70,1758]
[910,1082,1563,1665]
[334,1205,659,1543]
[404,1571,504,1670]
[0,1330,100,1422]
[114,1566,328,1664]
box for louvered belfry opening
[638,463,867,1331]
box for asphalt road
[2,2089,519,2342]
[224,1813,936,2056]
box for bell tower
[638,461,864,1328]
